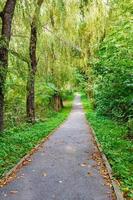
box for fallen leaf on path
[43,173,47,177]
[91,151,116,199]
[22,160,29,166]
[59,180,63,183]
[10,190,18,194]
[87,172,93,176]
[80,163,87,167]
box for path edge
[86,120,125,200]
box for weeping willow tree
[74,0,132,123]
[0,0,132,129]
[0,0,79,128]
[72,0,109,99]
[0,0,108,129]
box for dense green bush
[93,0,133,122]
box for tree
[0,0,16,132]
[26,0,43,123]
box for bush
[93,0,133,122]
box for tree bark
[26,0,43,123]
[53,94,63,112]
[26,20,37,123]
[0,0,16,132]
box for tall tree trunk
[0,0,16,132]
[26,20,37,123]
[26,0,43,123]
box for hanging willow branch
[9,49,29,64]
[43,26,82,53]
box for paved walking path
[0,95,113,200]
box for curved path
[0,95,114,200]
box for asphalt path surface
[0,95,113,200]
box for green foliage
[62,89,74,100]
[0,98,73,178]
[74,69,89,93]
[82,94,133,198]
[0,0,76,128]
[0,1,132,197]
[93,0,133,122]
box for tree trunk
[26,19,37,123]
[0,0,16,132]
[26,0,43,123]
[53,94,63,112]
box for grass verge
[81,94,133,199]
[0,97,73,178]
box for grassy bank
[0,97,73,178]
[82,95,133,199]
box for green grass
[82,94,133,198]
[0,98,73,178]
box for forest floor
[0,95,114,200]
